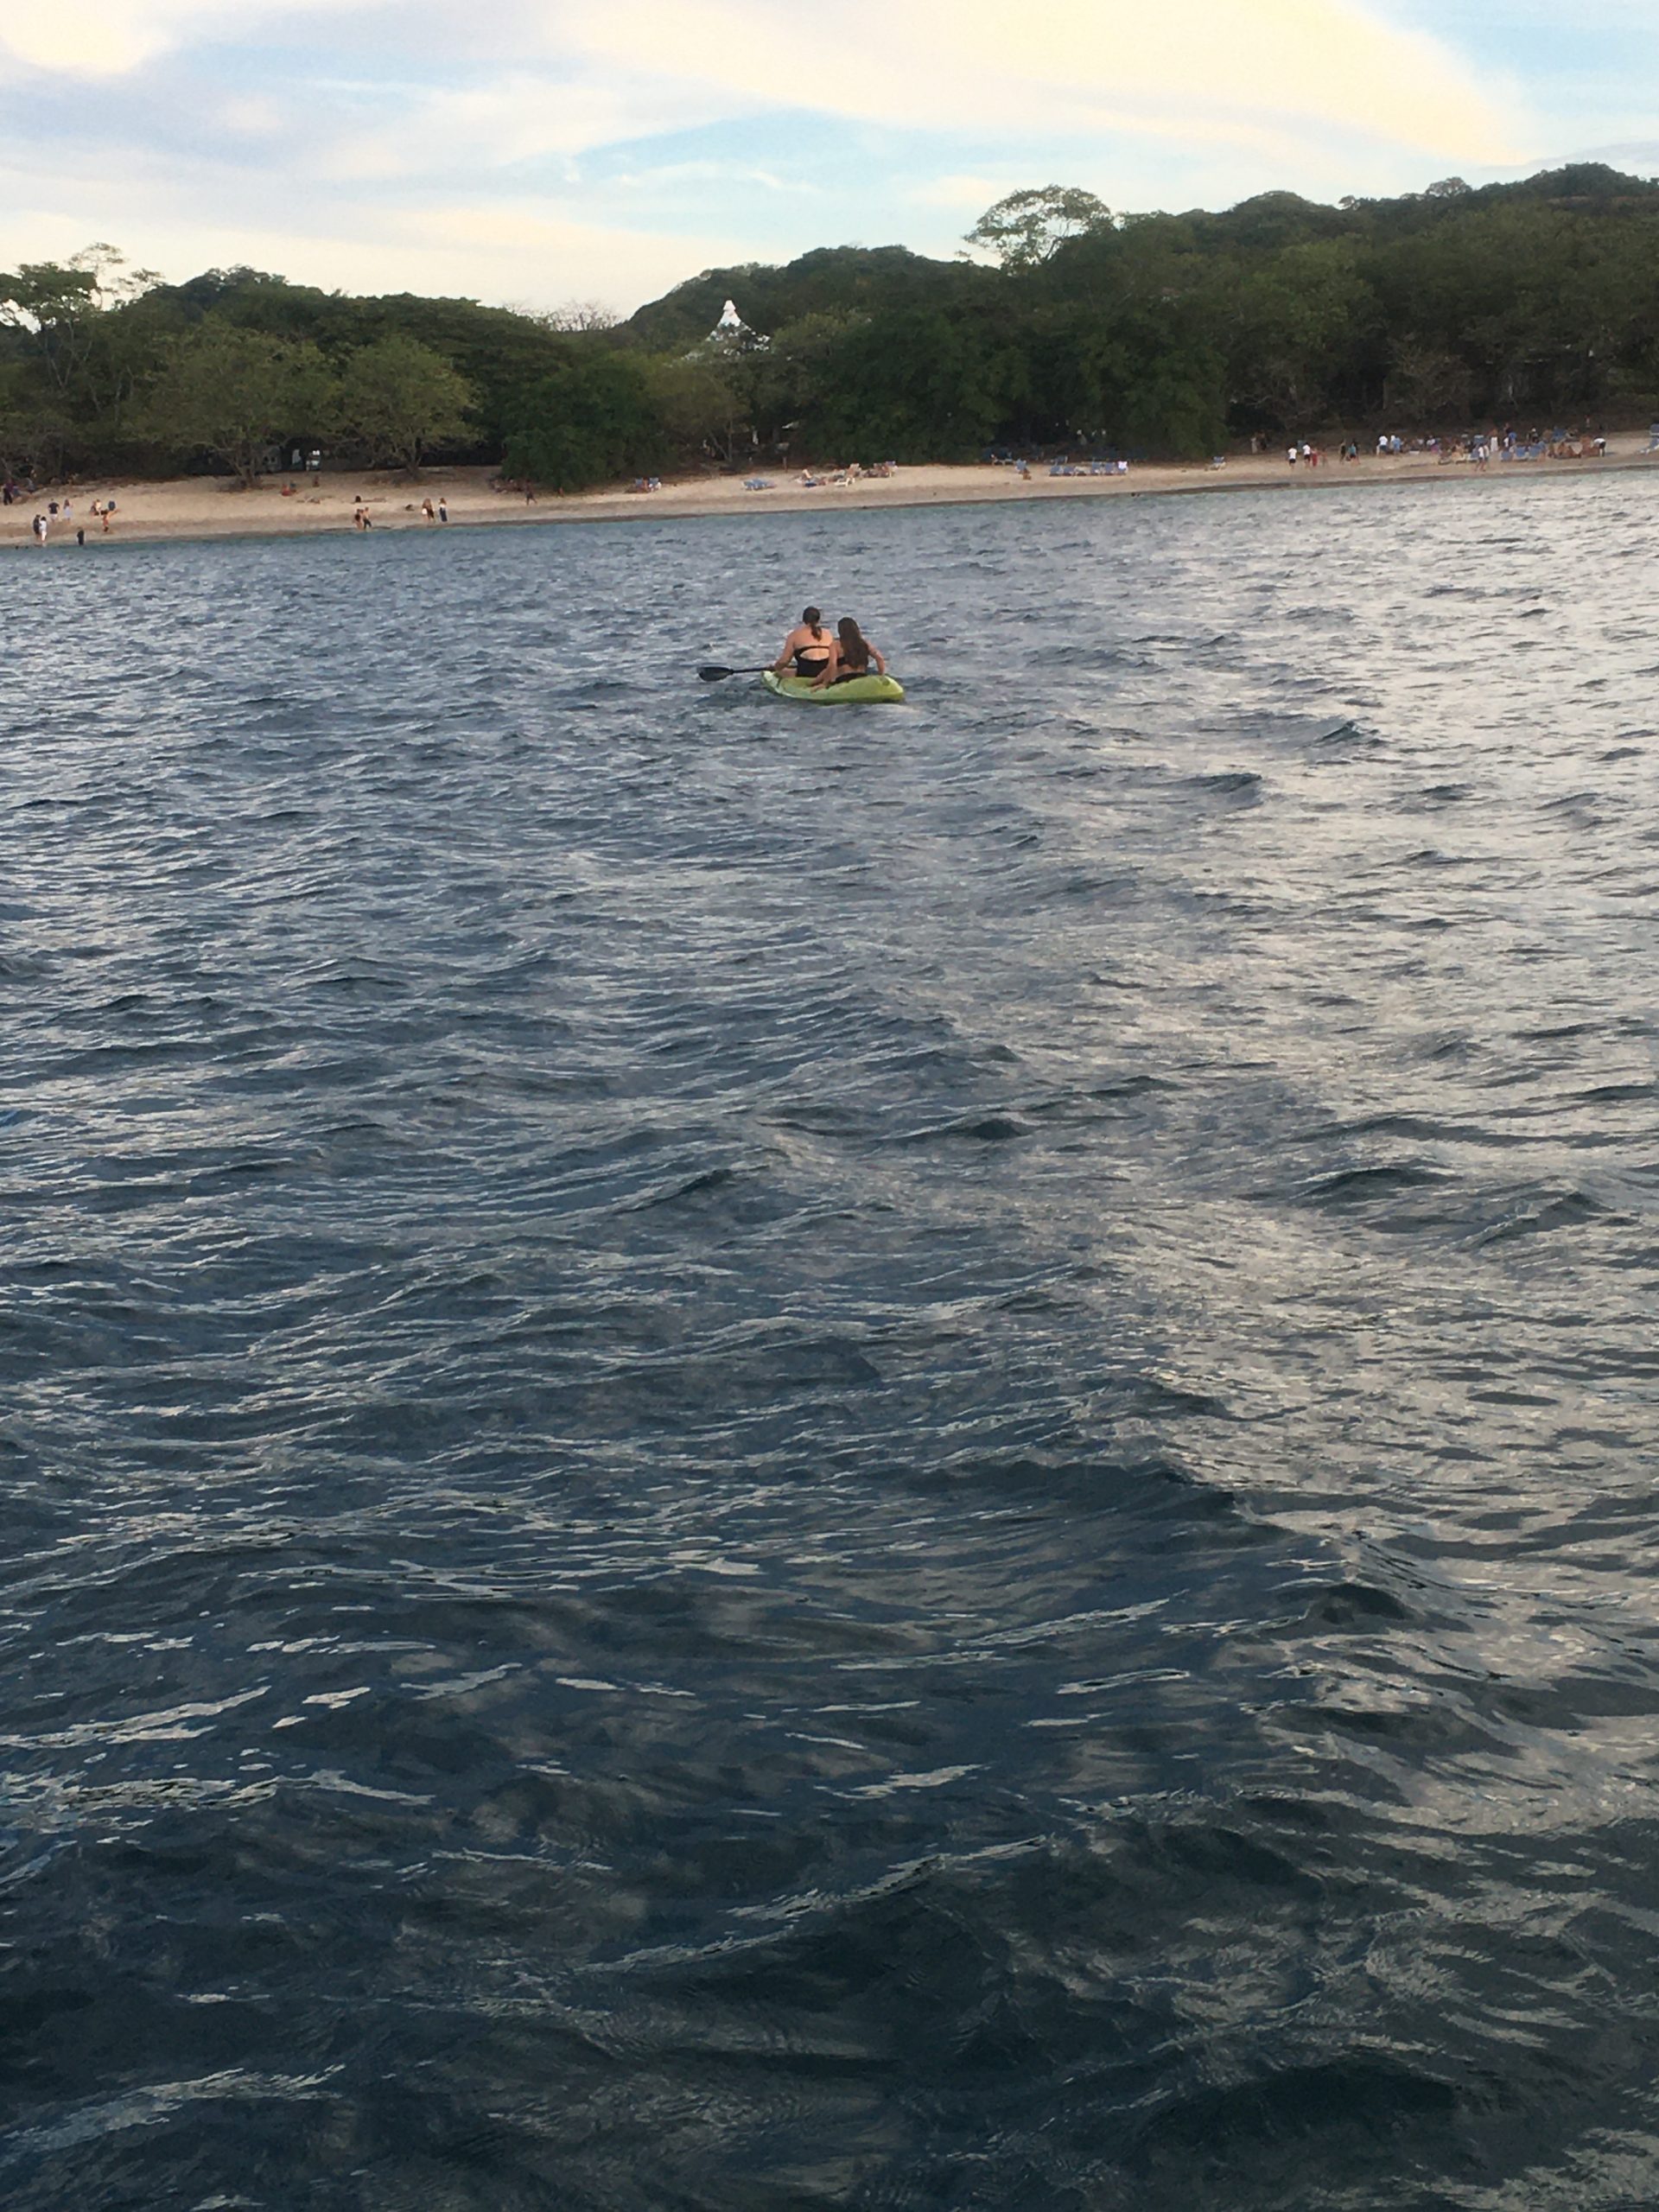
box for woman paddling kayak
[772,607,833,682]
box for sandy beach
[7,435,1656,550]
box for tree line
[4,164,1658,491]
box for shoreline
[7,437,1656,550]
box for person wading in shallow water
[772,607,833,680]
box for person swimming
[773,607,833,680]
[816,616,887,687]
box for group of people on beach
[348,494,448,525]
[1278,427,1610,467]
[773,607,887,688]
[1250,426,1612,469]
[16,493,116,543]
[796,462,896,489]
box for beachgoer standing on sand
[423,498,435,522]
[32,513,47,543]
[438,498,448,522]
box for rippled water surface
[6,474,1659,2209]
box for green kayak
[763,670,905,704]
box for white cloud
[0,0,375,76]
[1510,137,1659,174]
[0,0,1530,167]
[609,161,818,196]
[320,70,735,183]
[565,0,1529,163]
[909,175,1030,211]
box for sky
[1,0,1656,317]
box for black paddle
[698,663,772,683]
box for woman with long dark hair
[815,616,887,687]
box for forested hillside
[4,164,1657,488]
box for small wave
[1304,1109,1529,1151]
[1282,1577,1414,1630]
[1465,1184,1617,1245]
[1574,1080,1656,1104]
[1184,768,1263,798]
[1128,2054,1458,2160]
[1292,1160,1452,1206]
[893,1111,1032,1145]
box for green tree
[1383,339,1473,420]
[142,323,336,483]
[0,244,161,410]
[790,305,1019,459]
[1021,213,1230,453]
[154,273,574,457]
[0,360,72,480]
[337,333,474,472]
[502,348,664,489]
[750,309,869,453]
[0,244,165,461]
[1367,204,1611,415]
[1224,239,1375,426]
[645,349,759,467]
[964,187,1113,272]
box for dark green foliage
[138,323,337,483]
[753,304,1021,461]
[337,334,474,473]
[143,272,569,453]
[622,245,997,353]
[501,348,664,489]
[6,162,1659,487]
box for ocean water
[4,473,1659,2211]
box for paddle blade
[698,664,737,681]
